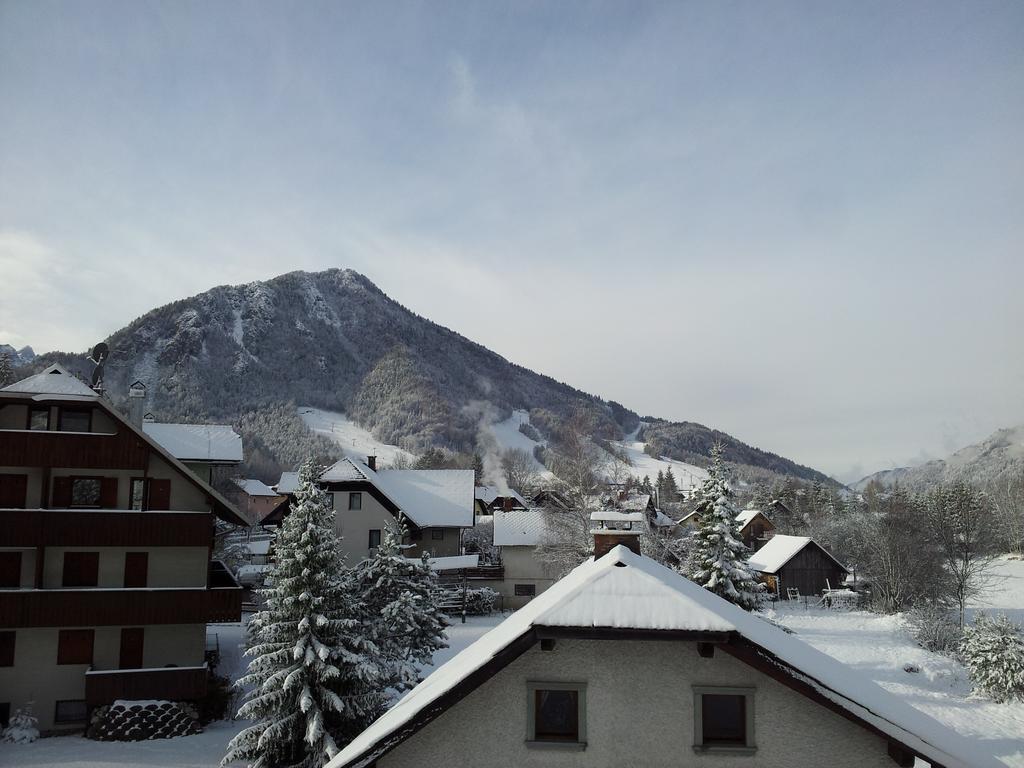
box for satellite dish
[89,342,110,389]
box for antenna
[89,342,109,392]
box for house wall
[0,623,206,732]
[494,546,557,609]
[330,490,395,563]
[404,527,462,559]
[378,638,894,768]
[777,544,848,597]
[41,546,209,588]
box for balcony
[0,429,148,470]
[0,509,214,548]
[0,584,243,628]
[85,664,209,707]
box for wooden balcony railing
[0,585,243,628]
[0,430,148,470]
[0,509,214,548]
[85,664,208,707]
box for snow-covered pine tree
[663,466,678,502]
[224,460,385,768]
[1,701,39,744]
[0,353,14,388]
[348,519,448,692]
[959,613,1024,702]
[685,447,764,611]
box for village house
[275,456,475,563]
[0,365,245,733]
[326,519,989,768]
[491,507,556,609]
[474,485,529,516]
[746,533,850,599]
[734,508,776,550]
[229,478,287,526]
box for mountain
[21,269,832,484]
[0,344,36,366]
[854,425,1024,491]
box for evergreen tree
[640,475,654,495]
[224,460,385,768]
[0,353,14,388]
[663,467,678,502]
[349,519,448,692]
[685,447,764,611]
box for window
[527,682,586,748]
[124,552,148,588]
[57,629,94,665]
[515,583,537,597]
[54,699,88,724]
[692,687,755,753]
[0,702,9,729]
[130,478,148,510]
[28,407,50,431]
[62,551,99,587]
[431,528,444,540]
[71,478,102,508]
[0,631,15,666]
[348,492,362,511]
[368,529,382,549]
[58,409,91,433]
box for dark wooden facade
[774,541,848,597]
[0,510,214,548]
[738,512,776,551]
[0,587,243,628]
[0,430,148,471]
[85,665,208,707]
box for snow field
[297,407,415,466]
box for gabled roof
[318,457,474,528]
[736,508,769,527]
[474,486,528,508]
[326,546,991,768]
[233,478,279,497]
[493,508,550,546]
[1,363,97,397]
[747,534,848,574]
[143,422,243,463]
[274,471,299,495]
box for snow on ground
[0,616,502,768]
[298,407,415,466]
[767,556,1024,767]
[604,436,708,493]
[486,409,551,476]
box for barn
[747,534,850,598]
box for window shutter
[100,477,119,509]
[148,479,171,510]
[62,552,99,588]
[123,552,148,588]
[52,476,72,507]
[0,474,28,508]
[57,629,94,665]
[0,552,22,588]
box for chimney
[366,455,377,471]
[128,381,146,428]
[590,511,643,558]
[503,496,514,513]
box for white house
[492,508,556,608]
[325,531,990,768]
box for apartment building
[0,365,245,733]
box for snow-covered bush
[1,702,39,744]
[465,586,500,615]
[960,613,1024,702]
[907,603,962,654]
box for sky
[1,1,1022,482]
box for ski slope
[298,407,416,466]
[604,438,709,493]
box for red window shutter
[52,477,73,507]
[0,631,15,666]
[0,552,22,588]
[99,477,118,509]
[62,552,99,588]
[57,629,94,665]
[118,627,144,669]
[123,552,148,588]
[149,479,171,511]
[0,474,28,508]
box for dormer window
[29,407,50,431]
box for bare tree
[990,471,1024,556]
[501,448,538,495]
[925,482,999,627]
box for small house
[746,534,850,598]
[475,486,529,516]
[492,508,556,608]
[735,508,776,550]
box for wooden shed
[746,534,849,598]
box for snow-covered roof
[275,471,299,495]
[493,508,549,547]
[746,534,848,574]
[474,486,528,507]
[590,510,645,524]
[232,478,279,497]
[326,546,993,768]
[736,508,766,527]
[244,538,273,556]
[1,364,98,397]
[318,457,474,528]
[143,423,243,463]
